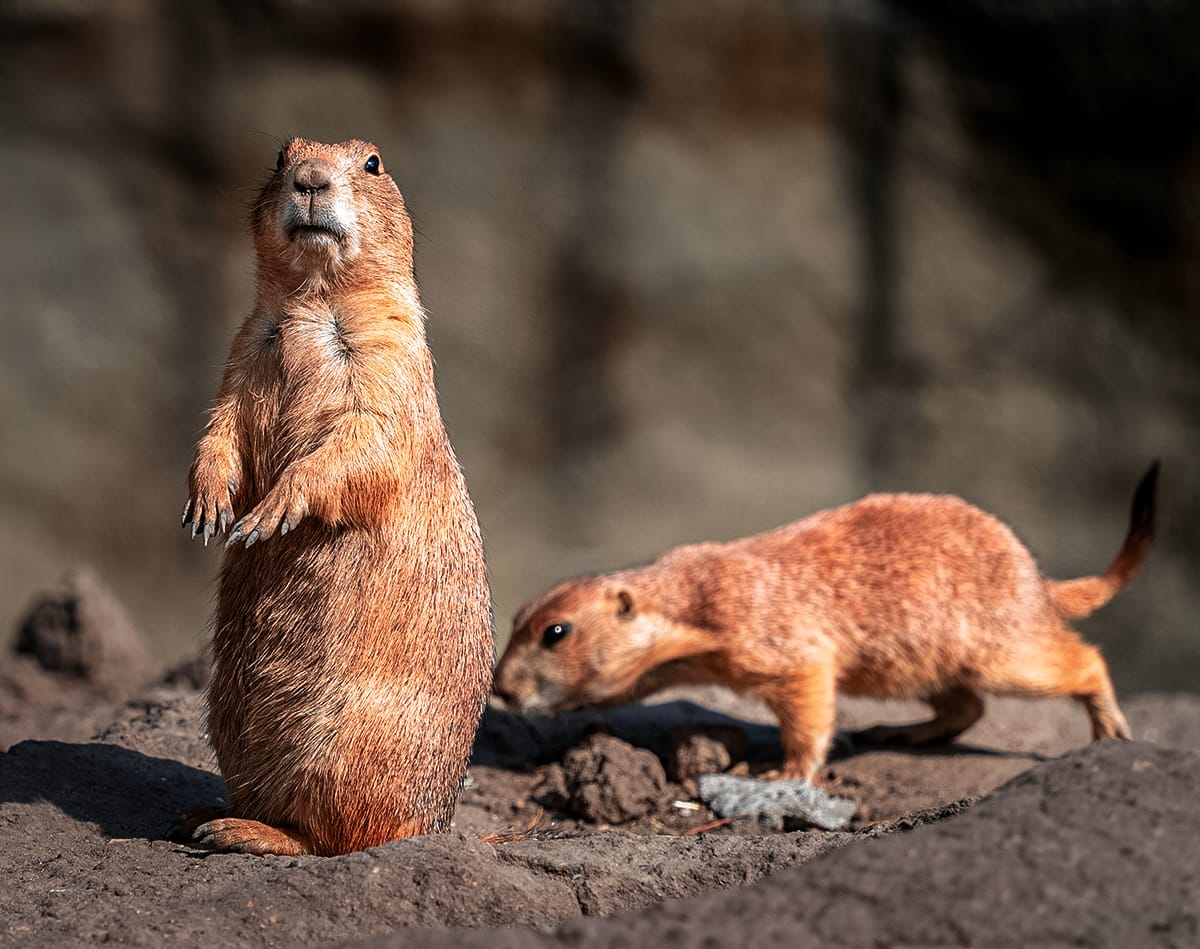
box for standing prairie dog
[178,138,492,855]
[493,465,1157,781]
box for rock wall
[1,0,1197,690]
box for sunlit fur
[494,465,1157,782]
[180,139,492,855]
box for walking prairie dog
[177,138,492,855]
[493,466,1157,781]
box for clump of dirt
[668,724,748,782]
[536,733,670,824]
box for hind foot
[191,817,314,856]
[853,722,938,747]
[166,805,227,842]
[1085,697,1132,741]
[855,686,985,748]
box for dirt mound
[0,715,846,945]
[13,568,155,693]
[358,740,1200,949]
[1,570,161,751]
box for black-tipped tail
[1048,461,1158,619]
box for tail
[1047,461,1158,619]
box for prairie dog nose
[491,683,518,707]
[293,158,333,194]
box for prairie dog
[178,138,492,855]
[493,466,1156,781]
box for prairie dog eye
[542,622,571,649]
[364,154,381,175]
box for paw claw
[191,818,259,854]
[244,529,260,548]
[192,820,220,843]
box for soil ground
[1,614,1197,948]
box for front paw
[182,467,237,546]
[225,478,308,549]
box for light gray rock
[698,773,856,831]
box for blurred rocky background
[1,0,1196,691]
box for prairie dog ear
[616,589,635,619]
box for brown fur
[178,138,492,856]
[493,464,1158,781]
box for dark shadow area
[828,1,1200,492]
[474,700,783,770]
[897,1,1200,305]
[474,701,1036,773]
[0,740,226,840]
[839,730,1046,763]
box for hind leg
[190,817,317,856]
[855,685,985,747]
[985,630,1131,741]
[166,805,227,842]
[187,779,439,855]
[1072,646,1132,741]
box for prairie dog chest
[260,303,357,364]
[239,304,365,455]
[247,304,362,389]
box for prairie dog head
[251,137,415,288]
[492,576,686,715]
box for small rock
[668,725,748,782]
[698,773,856,831]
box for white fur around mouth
[503,691,573,716]
[288,224,342,244]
